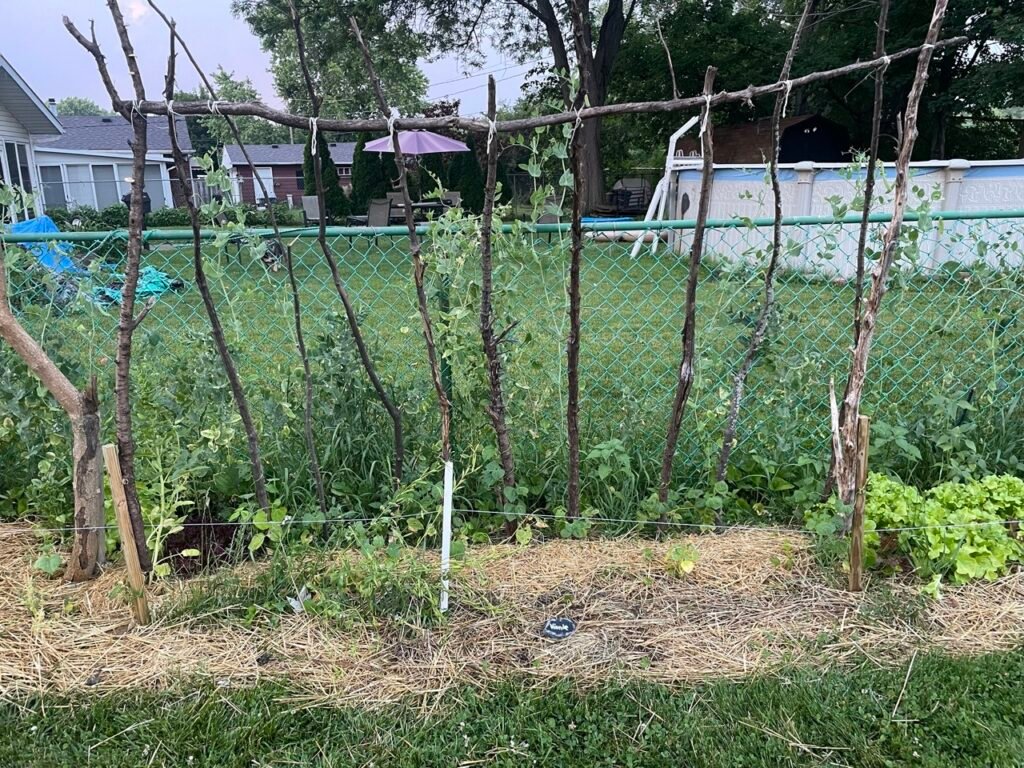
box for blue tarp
[7,216,83,275]
[93,266,178,305]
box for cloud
[126,0,149,22]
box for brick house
[221,142,355,205]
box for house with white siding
[33,115,191,212]
[0,54,63,219]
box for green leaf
[249,533,266,553]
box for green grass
[23,229,1024,461]
[4,649,1024,766]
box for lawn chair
[347,199,392,242]
[442,191,462,209]
[386,192,407,223]
[302,195,325,226]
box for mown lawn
[19,228,1021,469]
[4,649,1024,767]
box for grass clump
[4,649,1024,767]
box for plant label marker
[542,618,577,639]
[440,460,454,612]
[103,443,150,625]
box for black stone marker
[542,617,576,639]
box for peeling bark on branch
[833,0,949,522]
[824,0,890,503]
[658,67,717,513]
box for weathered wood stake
[849,415,870,592]
[103,443,150,625]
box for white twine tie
[486,117,497,152]
[781,80,793,118]
[310,117,319,156]
[698,93,712,138]
[387,107,400,149]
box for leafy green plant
[807,473,1024,589]
[664,542,699,578]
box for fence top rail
[2,208,1023,243]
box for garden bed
[2,524,1023,707]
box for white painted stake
[440,460,454,612]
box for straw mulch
[1,524,1023,707]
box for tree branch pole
[349,16,452,464]
[714,0,817,497]
[147,0,316,514]
[129,37,964,134]
[64,5,152,572]
[563,0,596,521]
[0,243,104,581]
[285,1,405,487]
[161,26,271,513]
[658,66,717,513]
[824,0,890,502]
[833,0,949,522]
[478,76,518,511]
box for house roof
[225,142,356,166]
[34,114,192,154]
[0,54,63,135]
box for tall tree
[350,132,392,212]
[55,96,111,116]
[303,133,350,219]
[232,0,427,118]
[797,0,1023,159]
[200,68,291,147]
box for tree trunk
[579,118,605,212]
[67,379,104,581]
[0,243,103,580]
[162,32,272,513]
[833,0,949,517]
[479,77,518,510]
[658,67,717,511]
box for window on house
[295,167,304,192]
[4,142,32,192]
[39,166,67,210]
[93,164,119,208]
[338,166,351,177]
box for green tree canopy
[795,0,1024,160]
[55,97,110,116]
[231,0,427,119]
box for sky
[2,0,530,117]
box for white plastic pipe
[440,460,454,612]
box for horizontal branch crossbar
[131,38,964,134]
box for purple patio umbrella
[363,130,469,155]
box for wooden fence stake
[103,443,150,625]
[849,415,871,592]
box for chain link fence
[3,211,1023,508]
